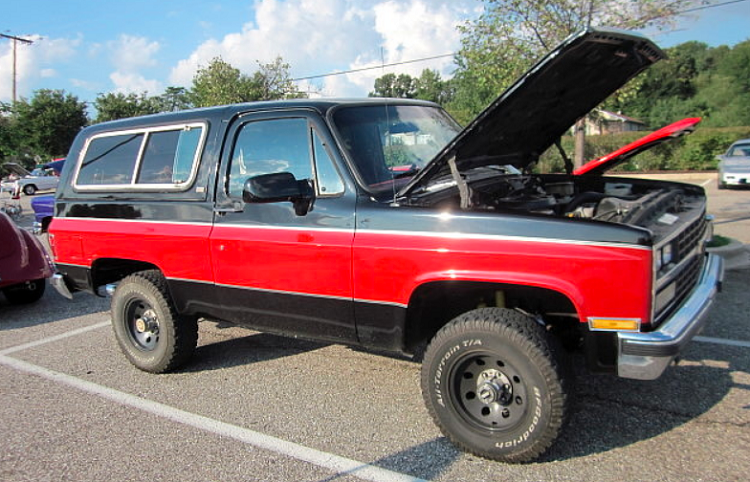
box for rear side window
[75,123,206,191]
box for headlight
[661,244,673,268]
[655,244,674,273]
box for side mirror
[243,172,314,216]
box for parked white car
[717,139,750,189]
[1,162,60,196]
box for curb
[707,238,750,271]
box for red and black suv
[49,29,723,462]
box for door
[210,111,358,343]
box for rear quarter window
[74,123,206,191]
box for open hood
[399,27,665,197]
[574,117,700,176]
[2,162,31,178]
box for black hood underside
[400,28,665,197]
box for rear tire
[111,270,198,373]
[421,308,568,463]
[2,278,46,305]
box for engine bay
[405,169,706,239]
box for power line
[291,0,748,85]
[681,0,749,14]
[291,53,454,82]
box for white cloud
[108,35,160,71]
[106,35,163,95]
[110,71,163,95]
[169,0,475,96]
[338,0,467,95]
[0,35,80,102]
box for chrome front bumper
[51,273,73,300]
[617,253,724,380]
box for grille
[676,214,708,262]
[653,213,707,326]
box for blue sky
[2,0,749,107]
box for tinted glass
[138,130,181,184]
[78,133,143,185]
[229,118,312,198]
[313,130,344,195]
[332,105,459,192]
[174,127,202,183]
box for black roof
[84,97,438,134]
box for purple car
[29,158,63,234]
[31,194,54,235]
[0,210,53,304]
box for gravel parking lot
[1,175,748,482]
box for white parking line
[700,178,713,187]
[694,335,750,349]
[0,321,111,356]
[0,350,430,482]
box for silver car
[717,139,750,189]
[0,162,59,196]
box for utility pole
[1,33,34,103]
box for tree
[453,0,697,165]
[369,70,454,105]
[415,69,454,105]
[370,73,418,98]
[93,92,161,123]
[190,56,302,108]
[10,89,88,163]
[190,57,255,107]
[614,40,750,128]
[250,56,303,100]
[154,87,193,113]
[456,0,695,108]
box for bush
[537,125,750,173]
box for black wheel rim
[124,298,160,351]
[449,351,529,432]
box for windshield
[332,104,460,194]
[728,143,750,157]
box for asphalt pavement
[1,175,748,482]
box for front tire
[421,308,568,463]
[22,184,37,196]
[111,270,198,373]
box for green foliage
[415,69,454,105]
[190,56,302,108]
[370,73,418,98]
[370,69,454,105]
[620,40,750,128]
[451,0,694,120]
[190,57,257,107]
[251,56,302,100]
[155,87,192,113]
[94,92,161,123]
[2,90,88,165]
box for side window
[78,133,143,185]
[312,130,344,195]
[228,118,312,198]
[75,124,205,190]
[137,130,181,183]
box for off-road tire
[421,308,569,463]
[111,270,198,373]
[2,278,46,305]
